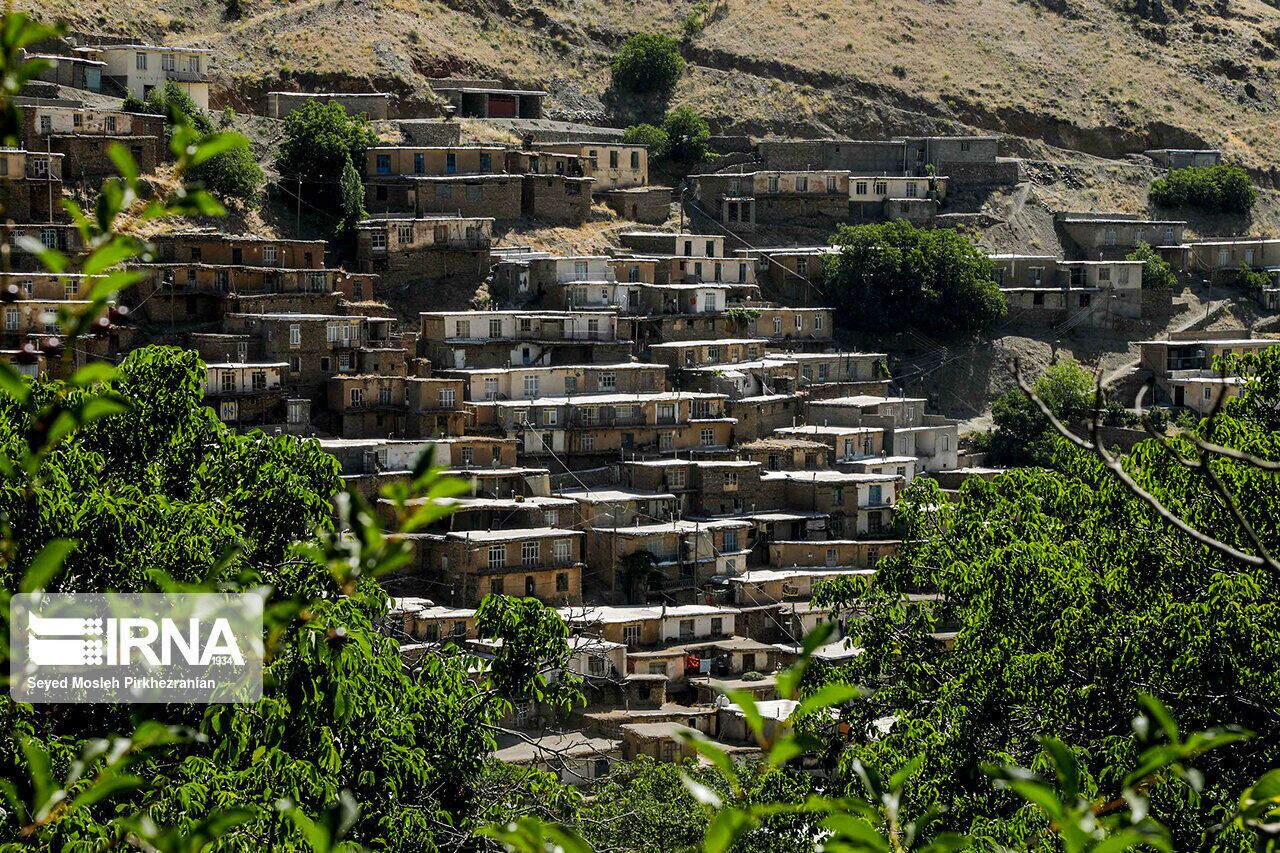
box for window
[135,52,147,70]
[608,150,619,168]
[220,371,236,393]
[490,578,505,596]
[338,353,350,371]
[445,152,457,174]
[189,56,200,73]
[554,539,571,563]
[767,175,779,193]
[488,544,506,570]
[289,357,301,374]
[874,180,887,195]
[796,257,808,275]
[543,409,557,426]
[38,115,51,135]
[479,152,492,172]
[64,281,77,300]
[523,375,539,398]
[349,388,363,406]
[370,231,387,251]
[724,472,739,490]
[833,486,845,506]
[942,434,951,451]
[72,112,83,128]
[623,624,641,646]
[700,428,715,447]
[773,317,783,336]
[855,181,867,195]
[375,154,391,174]
[668,468,686,489]
[581,435,594,451]
[826,175,837,192]
[489,318,502,338]
[905,181,919,198]
[439,388,455,407]
[289,324,301,347]
[161,53,175,71]
[795,314,803,330]
[4,308,17,331]
[251,371,266,391]
[219,401,237,421]
[630,150,640,168]
[397,223,414,244]
[679,619,695,639]
[563,375,577,394]
[412,152,425,174]
[460,446,474,467]
[711,617,724,636]
[723,529,738,551]
[574,260,589,279]
[796,176,808,192]
[555,571,569,592]
[456,319,470,337]
[521,540,539,566]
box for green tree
[276,100,377,199]
[187,132,263,207]
[337,153,365,236]
[145,80,213,134]
[1126,241,1178,289]
[611,33,686,94]
[661,106,710,164]
[810,349,1280,849]
[622,122,670,159]
[823,220,1007,336]
[989,359,1093,466]
[1149,164,1257,215]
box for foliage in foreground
[823,221,1007,337]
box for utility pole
[295,178,302,235]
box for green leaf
[107,142,139,185]
[726,688,766,742]
[794,682,864,720]
[20,539,76,593]
[703,807,754,853]
[1041,736,1081,802]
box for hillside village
[6,30,1280,787]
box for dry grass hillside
[21,0,1280,177]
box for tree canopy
[989,359,1094,466]
[276,100,377,189]
[812,347,1280,850]
[1149,164,1257,215]
[611,33,686,94]
[823,221,1007,336]
[1127,241,1178,289]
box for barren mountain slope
[22,0,1280,175]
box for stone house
[6,224,81,271]
[1185,238,1280,281]
[763,469,900,538]
[353,215,492,299]
[584,518,753,599]
[602,187,672,224]
[774,425,887,461]
[149,233,327,268]
[803,395,959,472]
[1056,213,1186,261]
[266,91,391,120]
[689,170,849,228]
[405,527,584,607]
[23,105,163,181]
[620,458,774,518]
[766,539,898,573]
[0,148,64,222]
[737,437,832,471]
[367,174,524,220]
[447,362,666,401]
[1137,332,1280,408]
[542,142,648,189]
[419,310,631,369]
[470,390,735,460]
[1145,149,1222,169]
[82,43,211,109]
[427,80,546,118]
[222,311,397,399]
[203,361,288,427]
[618,232,726,258]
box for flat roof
[87,43,213,53]
[809,395,927,406]
[556,487,677,503]
[445,527,579,542]
[728,568,874,583]
[762,470,898,483]
[609,519,751,535]
[485,391,726,406]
